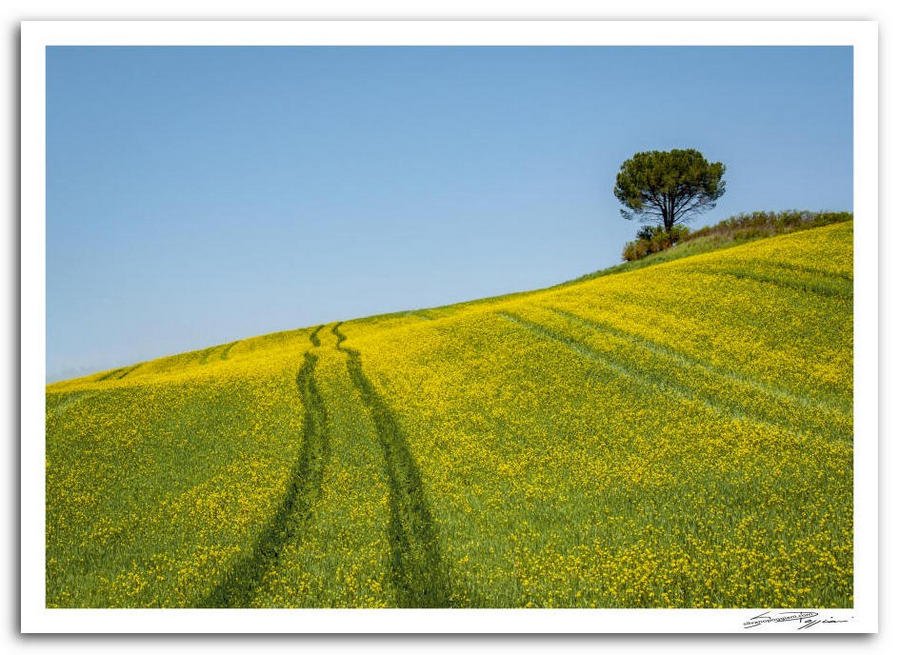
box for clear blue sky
[46,46,852,381]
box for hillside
[45,221,854,608]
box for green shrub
[685,210,852,242]
[620,210,852,262]
[622,239,650,261]
[622,224,690,261]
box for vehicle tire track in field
[547,306,850,416]
[220,341,239,360]
[688,267,852,300]
[94,369,123,382]
[332,322,451,608]
[198,325,329,608]
[199,346,218,365]
[115,364,141,379]
[96,364,140,382]
[755,260,853,283]
[499,311,835,440]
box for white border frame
[20,20,878,634]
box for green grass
[45,222,854,608]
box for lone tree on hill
[614,149,726,234]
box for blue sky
[46,46,852,381]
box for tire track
[92,362,143,382]
[96,363,141,381]
[220,341,239,360]
[115,363,142,380]
[547,306,850,416]
[499,310,838,441]
[332,322,451,608]
[688,267,852,300]
[199,346,218,365]
[199,325,329,607]
[95,366,129,382]
[755,260,853,283]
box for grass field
[45,221,854,608]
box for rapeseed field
[45,221,854,608]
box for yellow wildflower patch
[46,222,853,607]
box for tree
[635,225,655,241]
[614,149,726,234]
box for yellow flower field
[45,221,853,608]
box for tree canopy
[614,149,726,233]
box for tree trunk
[663,195,675,234]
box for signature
[743,610,850,630]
